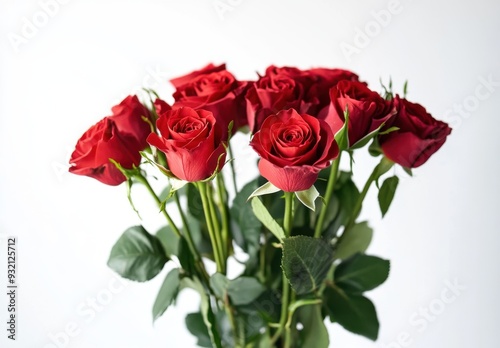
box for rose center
[173,117,204,134]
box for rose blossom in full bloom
[147,107,227,182]
[250,108,339,192]
[170,63,248,130]
[245,65,358,133]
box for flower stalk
[314,152,342,238]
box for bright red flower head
[69,118,142,186]
[250,109,339,192]
[147,107,228,182]
[170,64,248,130]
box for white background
[1,0,499,347]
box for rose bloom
[379,96,452,168]
[250,109,339,192]
[147,107,227,182]
[108,95,152,148]
[245,65,358,133]
[69,95,151,186]
[69,118,142,186]
[322,80,395,147]
[170,63,248,130]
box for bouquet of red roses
[69,63,451,347]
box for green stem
[173,193,198,259]
[228,141,238,193]
[314,153,342,238]
[270,275,290,346]
[271,192,294,346]
[258,230,268,284]
[283,291,296,348]
[216,173,230,261]
[283,192,294,238]
[197,182,225,274]
[135,173,181,238]
[173,193,210,285]
[224,293,243,348]
[205,183,226,273]
[340,157,394,242]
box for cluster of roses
[69,63,451,192]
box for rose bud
[69,118,142,186]
[379,96,452,168]
[250,108,339,192]
[147,107,227,182]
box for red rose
[246,66,358,133]
[147,107,227,182]
[250,109,339,192]
[153,98,172,115]
[69,118,142,186]
[170,64,247,130]
[379,96,452,168]
[323,80,395,147]
[109,95,152,148]
[170,63,225,88]
[305,68,359,114]
[245,69,304,133]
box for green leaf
[186,213,213,256]
[177,237,196,276]
[374,156,395,181]
[156,225,179,257]
[187,183,205,220]
[169,177,188,195]
[295,185,319,211]
[402,166,413,176]
[335,108,349,150]
[298,305,329,348]
[282,236,334,295]
[368,137,383,157]
[350,127,381,150]
[139,151,174,178]
[378,176,399,217]
[158,185,172,202]
[251,197,286,242]
[254,331,272,348]
[322,171,360,239]
[227,277,266,306]
[185,312,212,348]
[335,222,373,260]
[107,226,168,282]
[210,273,229,299]
[248,181,281,200]
[230,179,262,252]
[334,253,390,294]
[379,126,399,135]
[182,277,222,348]
[325,286,379,340]
[152,268,180,322]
